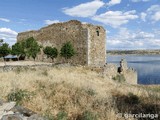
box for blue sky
[0,0,160,50]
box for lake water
[107,55,160,85]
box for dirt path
[0,61,52,67]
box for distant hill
[107,50,160,55]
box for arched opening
[96,30,99,36]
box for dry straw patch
[0,66,159,120]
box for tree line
[0,37,76,63]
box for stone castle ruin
[17,20,106,66]
[17,20,137,84]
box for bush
[15,67,22,74]
[86,88,96,96]
[77,111,97,120]
[7,89,33,105]
[57,111,68,120]
[23,37,40,60]
[0,43,10,63]
[14,67,30,74]
[44,112,55,120]
[60,41,76,61]
[127,92,140,105]
[43,46,58,63]
[11,42,25,60]
[41,70,48,76]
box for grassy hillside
[0,65,159,120]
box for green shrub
[77,110,97,120]
[7,89,33,105]
[86,88,96,96]
[15,67,22,74]
[37,81,46,90]
[24,37,41,61]
[112,74,126,82]
[60,41,76,61]
[14,67,29,74]
[57,111,68,120]
[127,92,140,104]
[43,46,58,63]
[41,70,48,76]
[44,112,55,120]
[23,66,29,71]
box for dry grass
[0,65,159,120]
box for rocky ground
[0,99,44,120]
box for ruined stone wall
[17,20,88,65]
[17,20,106,66]
[103,63,118,79]
[119,59,137,84]
[123,68,137,84]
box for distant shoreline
[107,50,160,55]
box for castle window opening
[96,30,99,36]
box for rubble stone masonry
[17,20,106,66]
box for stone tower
[17,20,106,66]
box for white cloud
[134,31,155,39]
[0,18,10,22]
[62,0,105,17]
[107,0,121,6]
[146,5,160,22]
[44,20,60,25]
[131,0,150,2]
[0,28,18,46]
[107,28,160,50]
[151,12,160,22]
[140,12,147,22]
[92,10,138,28]
[147,5,160,12]
[0,28,17,35]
